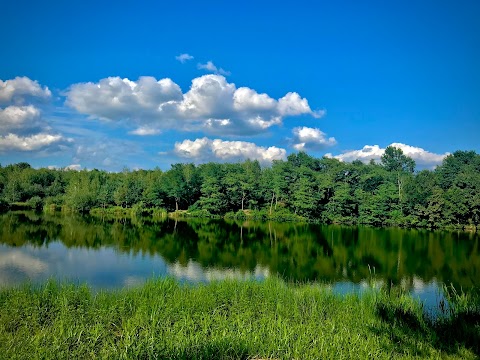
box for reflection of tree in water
[0,211,479,289]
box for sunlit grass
[0,278,478,359]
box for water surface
[1,211,478,312]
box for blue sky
[1,0,479,170]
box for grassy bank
[0,279,478,359]
[86,206,478,232]
[87,207,306,223]
[89,206,168,220]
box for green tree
[195,163,227,214]
[223,160,261,211]
[114,170,145,208]
[291,173,318,217]
[381,146,415,204]
[64,171,99,212]
[163,164,200,211]
[142,169,165,208]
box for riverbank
[2,202,477,232]
[0,278,478,359]
[84,206,478,232]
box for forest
[0,147,479,230]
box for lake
[1,211,478,312]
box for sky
[0,0,479,171]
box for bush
[185,209,215,218]
[224,211,236,219]
[27,196,43,210]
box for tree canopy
[1,147,479,229]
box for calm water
[1,211,479,311]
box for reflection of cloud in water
[0,250,49,286]
[0,251,48,274]
[0,243,270,288]
[167,260,270,282]
[0,242,170,289]
[356,276,442,295]
[359,279,385,289]
[411,276,440,293]
[123,275,147,288]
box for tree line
[0,147,479,229]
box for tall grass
[89,206,168,221]
[0,278,478,359]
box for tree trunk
[241,191,246,211]
[397,174,401,200]
[175,198,179,212]
[397,173,403,210]
[269,192,275,215]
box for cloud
[326,143,449,169]
[0,133,64,152]
[279,93,324,118]
[129,126,161,135]
[175,53,194,63]
[0,76,51,104]
[0,105,41,133]
[66,76,183,123]
[65,164,81,171]
[233,87,276,112]
[197,61,231,76]
[389,143,449,167]
[291,126,337,151]
[66,74,321,136]
[173,137,286,165]
[0,77,67,154]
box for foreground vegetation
[0,278,478,359]
[1,147,479,230]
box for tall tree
[381,146,415,203]
[163,164,200,211]
[142,169,165,208]
[195,163,227,214]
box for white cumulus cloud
[0,105,41,133]
[0,77,68,154]
[0,76,51,104]
[173,137,286,165]
[175,53,194,63]
[0,133,64,152]
[233,87,277,111]
[291,126,337,151]
[326,143,449,169]
[66,74,321,136]
[197,61,231,76]
[64,164,82,171]
[66,76,183,123]
[279,92,321,117]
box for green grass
[89,206,168,220]
[0,278,478,359]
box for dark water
[0,211,478,311]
